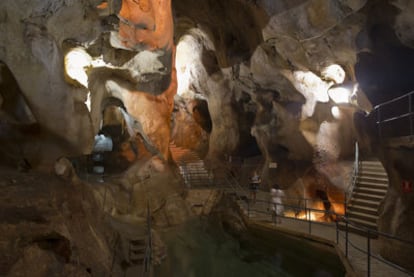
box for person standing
[270,184,285,224]
[249,171,261,204]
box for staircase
[123,235,151,277]
[169,142,212,188]
[128,237,147,266]
[346,160,389,232]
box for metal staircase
[347,160,388,232]
[169,142,212,187]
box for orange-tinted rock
[118,0,174,50]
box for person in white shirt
[270,184,285,224]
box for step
[349,198,379,209]
[184,174,210,178]
[347,210,378,223]
[359,167,386,174]
[130,256,146,263]
[353,187,387,196]
[351,187,385,197]
[347,204,378,215]
[359,163,386,170]
[360,160,383,166]
[338,222,378,237]
[356,183,388,192]
[130,248,146,254]
[346,216,378,229]
[357,179,388,188]
[359,163,385,169]
[358,173,388,181]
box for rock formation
[1,0,414,273]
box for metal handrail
[346,141,359,205]
[374,90,414,139]
[373,90,414,110]
[240,196,414,276]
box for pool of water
[154,218,345,277]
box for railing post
[345,218,349,257]
[336,220,339,244]
[344,195,347,216]
[409,93,413,137]
[367,230,371,277]
[377,108,382,139]
[307,200,311,234]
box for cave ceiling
[0,0,414,185]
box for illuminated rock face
[0,0,413,252]
[0,0,177,167]
[103,0,176,161]
[118,0,174,50]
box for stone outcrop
[0,167,114,276]
[1,0,414,272]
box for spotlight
[328,82,357,104]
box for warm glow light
[331,106,341,119]
[64,47,92,88]
[328,86,351,104]
[321,64,346,84]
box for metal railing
[346,141,359,206]
[240,197,414,277]
[374,90,414,139]
[143,201,152,277]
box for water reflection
[154,218,345,277]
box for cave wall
[1,1,414,271]
[377,145,414,272]
[0,0,99,163]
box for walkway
[230,189,412,277]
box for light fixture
[327,81,357,104]
[331,106,341,119]
[321,64,346,84]
[64,47,92,88]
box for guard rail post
[335,220,339,244]
[377,107,382,139]
[275,203,278,224]
[409,93,413,136]
[345,218,349,257]
[306,200,311,234]
[367,229,371,277]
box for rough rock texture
[92,156,193,227]
[0,166,114,276]
[377,145,414,272]
[1,0,414,272]
[0,0,99,162]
